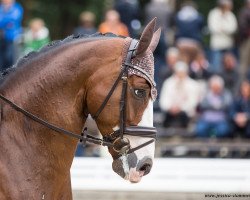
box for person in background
[156,47,178,111]
[73,11,97,36]
[238,0,250,79]
[0,0,23,70]
[189,51,211,99]
[231,80,250,138]
[175,1,204,45]
[159,47,180,84]
[23,18,50,54]
[159,61,200,128]
[174,1,204,66]
[208,0,237,73]
[145,0,174,35]
[220,52,239,95]
[190,51,211,81]
[98,9,129,37]
[195,75,232,138]
[144,0,170,92]
[151,32,167,98]
[114,0,139,37]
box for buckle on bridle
[80,127,88,145]
[112,137,130,155]
[121,76,127,81]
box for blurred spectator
[208,0,237,73]
[0,0,23,70]
[158,47,179,94]
[196,75,232,138]
[153,31,167,93]
[145,0,174,34]
[73,11,97,36]
[220,52,239,95]
[176,38,201,64]
[98,10,129,37]
[159,61,200,128]
[114,0,140,37]
[174,1,203,65]
[175,1,204,45]
[23,18,50,54]
[159,47,179,81]
[144,0,170,91]
[238,0,250,78]
[189,51,211,99]
[231,80,250,138]
[190,51,211,81]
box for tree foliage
[19,0,110,39]
[18,0,244,40]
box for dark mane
[0,32,124,84]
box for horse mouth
[126,168,145,183]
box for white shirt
[159,75,200,117]
[208,8,237,50]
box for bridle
[92,39,157,155]
[0,39,157,156]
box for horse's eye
[134,89,146,98]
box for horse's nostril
[139,163,152,176]
[137,157,153,176]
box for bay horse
[0,19,160,199]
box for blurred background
[0,0,246,42]
[1,0,250,199]
[16,0,243,39]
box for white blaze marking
[138,100,154,127]
[120,154,130,179]
[128,99,155,173]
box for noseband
[0,39,157,156]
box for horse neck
[0,37,125,198]
[3,37,125,130]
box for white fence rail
[71,158,250,193]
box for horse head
[86,18,161,183]
[0,18,161,199]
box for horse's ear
[136,18,156,56]
[149,28,161,53]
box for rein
[0,39,157,156]
[0,93,113,147]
